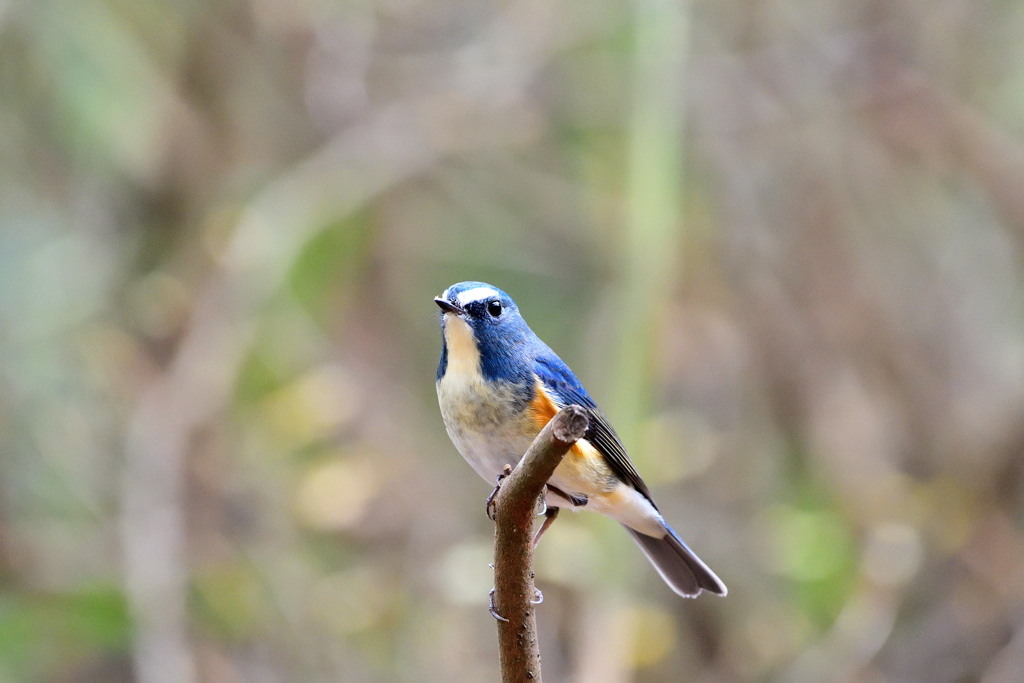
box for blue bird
[435,282,726,598]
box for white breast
[436,314,536,481]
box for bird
[434,281,726,598]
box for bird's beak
[434,297,464,316]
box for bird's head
[435,282,534,384]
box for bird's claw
[489,588,509,623]
[485,464,514,521]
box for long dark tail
[626,525,727,598]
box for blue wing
[533,351,653,503]
[534,349,728,597]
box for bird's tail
[625,524,727,598]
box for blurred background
[3,0,1024,681]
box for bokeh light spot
[862,522,923,586]
[755,504,854,581]
[296,459,377,531]
[434,540,494,606]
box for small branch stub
[491,406,589,683]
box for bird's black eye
[487,300,502,317]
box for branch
[492,405,589,683]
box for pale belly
[436,375,603,510]
[436,372,665,535]
[436,375,538,482]
[445,420,537,483]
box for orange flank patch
[527,381,559,429]
[526,380,663,534]
[528,381,612,494]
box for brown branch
[491,405,589,683]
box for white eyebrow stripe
[456,287,499,306]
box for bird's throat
[442,314,482,384]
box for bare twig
[491,406,589,683]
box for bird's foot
[547,485,587,508]
[535,488,547,517]
[488,588,509,623]
[485,464,514,521]
[533,506,559,547]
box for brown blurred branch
[492,406,589,683]
[869,49,1024,241]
